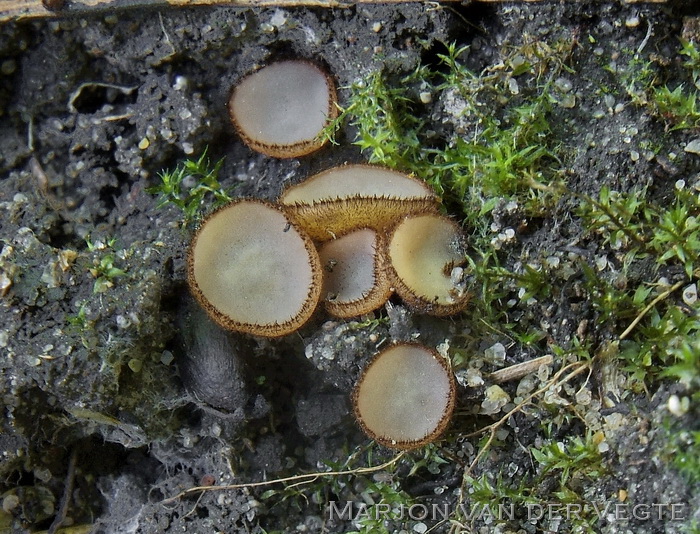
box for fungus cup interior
[387,213,469,315]
[187,199,321,337]
[280,164,439,241]
[353,343,456,449]
[318,228,392,318]
[228,59,337,158]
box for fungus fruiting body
[280,164,439,241]
[387,213,469,315]
[352,343,456,450]
[318,228,392,318]
[187,199,321,337]
[228,60,337,158]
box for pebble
[516,375,535,397]
[160,350,174,365]
[558,94,576,108]
[173,76,188,91]
[682,283,697,306]
[484,342,506,363]
[668,394,689,416]
[596,255,608,271]
[2,494,19,513]
[684,139,700,155]
[625,15,641,28]
[555,77,573,93]
[508,77,519,95]
[480,385,510,415]
[456,368,484,388]
[545,256,560,269]
[269,10,287,28]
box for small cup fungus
[280,164,439,241]
[187,199,322,337]
[386,213,469,315]
[318,228,392,318]
[228,59,337,158]
[352,343,456,449]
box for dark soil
[0,2,698,534]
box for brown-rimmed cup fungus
[386,212,469,315]
[228,59,337,158]
[352,343,456,450]
[318,228,392,318]
[187,199,322,337]
[279,164,439,241]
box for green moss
[85,236,127,294]
[324,40,570,226]
[148,148,231,226]
[615,39,700,130]
[578,184,700,388]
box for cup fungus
[352,343,455,450]
[279,164,439,241]
[318,228,392,318]
[386,213,469,315]
[228,59,337,158]
[187,199,322,337]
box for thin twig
[488,354,554,384]
[619,281,684,340]
[160,451,406,504]
[462,360,590,477]
[48,446,79,534]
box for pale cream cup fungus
[386,212,469,315]
[229,59,337,158]
[187,199,322,337]
[279,164,439,241]
[318,228,392,318]
[352,343,456,450]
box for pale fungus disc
[318,228,392,318]
[187,199,322,337]
[387,213,469,315]
[229,59,337,158]
[352,343,456,450]
[280,164,439,241]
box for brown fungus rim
[283,195,440,242]
[385,211,470,317]
[351,342,456,450]
[186,198,322,338]
[320,227,393,318]
[228,59,338,159]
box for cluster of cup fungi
[187,59,469,450]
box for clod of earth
[386,212,469,315]
[187,199,321,337]
[177,302,249,413]
[318,227,392,318]
[352,342,456,450]
[228,59,337,158]
[279,164,439,241]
